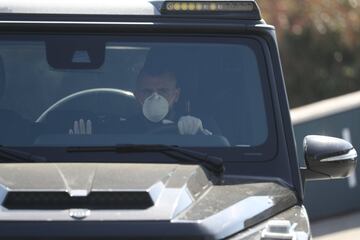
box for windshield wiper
[0,146,47,163]
[67,144,224,175]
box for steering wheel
[36,88,137,125]
[147,124,179,135]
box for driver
[69,67,214,135]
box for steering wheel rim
[36,88,135,123]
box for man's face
[135,73,180,108]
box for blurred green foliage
[258,0,360,107]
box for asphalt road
[312,211,360,240]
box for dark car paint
[0,13,304,239]
[0,163,297,239]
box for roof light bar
[161,1,260,19]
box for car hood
[0,163,297,238]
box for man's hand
[177,115,212,135]
[69,119,92,135]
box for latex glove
[69,119,92,135]
[177,115,212,135]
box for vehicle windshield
[0,35,275,160]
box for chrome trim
[69,189,88,197]
[320,148,357,162]
[69,208,90,220]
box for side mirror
[302,135,357,181]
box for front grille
[3,191,153,210]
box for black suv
[0,1,356,239]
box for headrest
[0,56,5,98]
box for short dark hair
[136,67,177,87]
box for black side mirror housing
[302,135,357,181]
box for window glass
[0,35,273,152]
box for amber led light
[164,1,255,12]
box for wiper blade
[68,144,224,175]
[0,146,47,163]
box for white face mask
[142,92,169,123]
